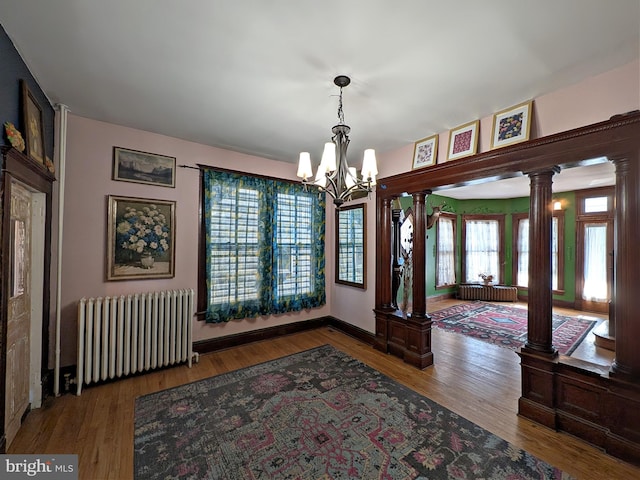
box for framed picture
[412,134,438,169]
[107,195,176,280]
[20,79,46,165]
[446,120,479,161]
[113,147,176,187]
[490,100,533,149]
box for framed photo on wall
[412,134,438,169]
[20,79,46,165]
[490,100,533,149]
[113,147,176,187]
[107,195,176,280]
[446,120,479,161]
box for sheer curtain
[465,219,499,283]
[436,217,456,286]
[583,223,608,301]
[516,217,559,289]
[516,219,529,287]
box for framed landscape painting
[113,147,176,187]
[490,100,533,149]
[412,134,438,169]
[107,195,176,280]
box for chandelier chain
[337,87,345,125]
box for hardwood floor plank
[8,323,638,480]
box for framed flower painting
[490,100,533,149]
[412,134,438,169]
[107,195,176,280]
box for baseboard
[193,316,376,355]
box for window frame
[512,211,565,293]
[435,212,457,288]
[197,167,326,321]
[335,203,367,289]
[461,214,505,284]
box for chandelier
[296,75,378,207]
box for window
[335,203,366,288]
[199,169,326,323]
[436,214,456,286]
[513,212,564,291]
[462,215,504,284]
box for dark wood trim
[193,316,376,355]
[374,111,640,466]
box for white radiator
[76,289,194,395]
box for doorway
[5,179,45,448]
[575,187,614,314]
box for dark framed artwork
[107,195,176,280]
[20,79,46,165]
[335,203,366,289]
[113,146,176,187]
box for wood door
[5,180,32,447]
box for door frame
[574,187,615,313]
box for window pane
[336,205,365,286]
[436,217,456,286]
[465,220,500,283]
[517,219,529,287]
[583,223,608,301]
[276,193,313,296]
[584,196,608,213]
[515,217,559,289]
[209,188,260,305]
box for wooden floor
[9,304,638,479]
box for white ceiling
[1,1,638,197]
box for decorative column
[523,168,559,356]
[610,152,640,379]
[378,197,393,309]
[517,167,559,430]
[374,196,393,353]
[404,191,433,369]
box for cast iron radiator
[458,284,518,302]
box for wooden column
[403,191,433,369]
[377,197,393,309]
[523,168,559,356]
[411,192,428,319]
[610,151,640,379]
[374,196,394,353]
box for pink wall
[330,60,639,331]
[58,116,333,366]
[57,60,639,367]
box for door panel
[5,181,32,447]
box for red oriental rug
[430,301,597,355]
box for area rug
[134,345,572,479]
[430,301,597,355]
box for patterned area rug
[134,345,573,479]
[430,301,597,355]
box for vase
[140,254,155,269]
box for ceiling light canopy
[297,75,378,207]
